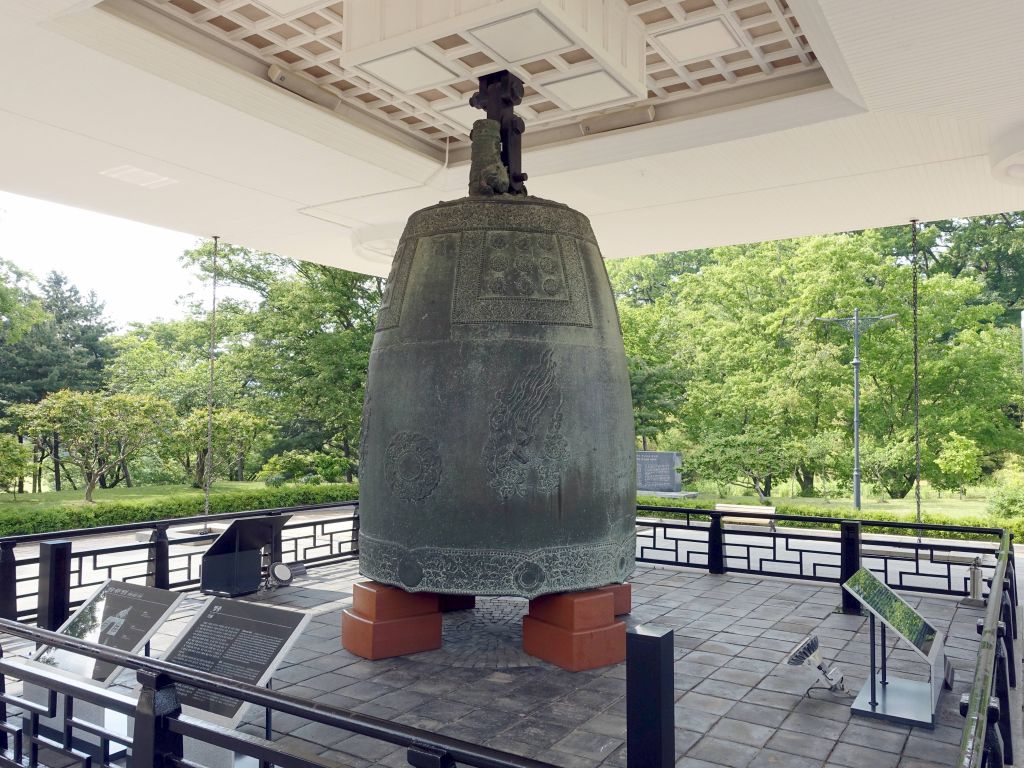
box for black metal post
[626,626,674,768]
[1000,580,1017,644]
[0,541,17,620]
[994,642,1013,764]
[708,513,725,575]
[0,642,7,754]
[38,540,72,631]
[351,511,361,555]
[868,613,877,708]
[880,624,887,685]
[271,522,284,565]
[134,670,183,768]
[148,526,170,590]
[997,606,1015,688]
[839,521,862,614]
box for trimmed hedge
[636,494,1018,542]
[0,483,359,537]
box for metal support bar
[880,624,887,685]
[707,514,725,574]
[868,613,877,708]
[1000,577,1017,641]
[840,521,862,614]
[148,526,170,590]
[626,626,674,768]
[38,541,72,631]
[0,542,17,620]
[997,610,1015,688]
[408,745,456,768]
[134,670,183,768]
[993,645,1013,766]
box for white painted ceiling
[1,0,1024,277]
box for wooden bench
[715,503,777,532]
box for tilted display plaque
[842,568,952,728]
[162,597,308,727]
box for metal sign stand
[844,572,954,728]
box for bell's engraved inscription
[483,349,570,499]
[385,432,442,502]
[452,232,592,326]
[376,238,414,331]
[379,234,460,331]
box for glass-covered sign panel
[33,580,183,685]
[843,567,937,657]
[162,597,308,726]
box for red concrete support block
[598,583,632,615]
[341,581,442,660]
[522,589,625,671]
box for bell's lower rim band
[357,530,636,600]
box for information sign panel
[162,598,308,726]
[843,568,937,660]
[32,579,183,686]
[636,452,681,493]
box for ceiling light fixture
[267,64,340,110]
[655,19,739,63]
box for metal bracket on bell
[469,70,528,195]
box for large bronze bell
[357,73,635,599]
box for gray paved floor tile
[678,691,737,716]
[747,749,823,768]
[901,734,961,764]
[708,718,775,748]
[780,712,846,740]
[688,736,760,768]
[765,728,836,760]
[725,702,788,728]
[828,742,901,768]
[551,729,623,760]
[840,722,907,753]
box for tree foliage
[0,434,31,494]
[15,391,174,501]
[617,226,1024,498]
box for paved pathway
[3,559,1018,768]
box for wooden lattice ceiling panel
[140,0,818,148]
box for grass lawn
[0,482,267,514]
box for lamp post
[817,309,896,510]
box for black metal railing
[636,505,1007,597]
[0,618,558,768]
[0,502,359,625]
[957,532,1018,768]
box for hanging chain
[911,220,922,525]
[204,236,219,520]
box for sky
[0,191,256,330]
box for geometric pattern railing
[0,503,359,624]
[635,506,1005,597]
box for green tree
[0,272,115,491]
[618,301,684,449]
[0,434,31,494]
[650,231,1022,499]
[182,241,380,472]
[0,260,43,342]
[16,391,173,501]
[160,408,271,488]
[932,431,983,498]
